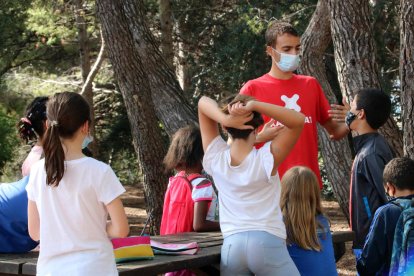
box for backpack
[389,198,414,275]
[160,173,201,235]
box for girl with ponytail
[26,92,129,275]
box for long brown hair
[43,92,91,186]
[280,166,325,251]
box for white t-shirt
[190,177,219,222]
[203,136,286,239]
[26,157,125,276]
[22,145,43,176]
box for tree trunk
[327,0,403,156]
[400,0,414,158]
[96,0,171,234]
[81,31,106,97]
[301,0,353,222]
[74,0,97,153]
[176,14,193,95]
[159,0,175,71]
[119,0,197,136]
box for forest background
[0,0,413,234]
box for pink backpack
[160,172,201,235]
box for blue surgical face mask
[272,48,300,72]
[82,134,93,149]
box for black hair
[163,125,203,171]
[383,157,414,190]
[355,88,391,129]
[265,21,299,48]
[43,92,91,186]
[18,96,48,143]
[221,95,264,140]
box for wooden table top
[0,232,223,276]
[0,231,354,275]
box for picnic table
[0,231,354,275]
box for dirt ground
[121,185,356,276]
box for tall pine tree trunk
[74,0,96,152]
[176,14,193,95]
[400,0,414,158]
[301,0,353,221]
[159,0,175,71]
[120,0,197,135]
[328,0,403,156]
[96,0,171,234]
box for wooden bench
[0,231,354,275]
[332,230,355,261]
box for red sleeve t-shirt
[240,73,331,188]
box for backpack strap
[178,175,193,190]
[183,173,204,188]
[391,198,413,211]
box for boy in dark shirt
[357,157,414,275]
[347,88,394,258]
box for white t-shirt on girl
[190,177,219,222]
[203,136,286,239]
[26,157,125,276]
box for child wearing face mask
[26,92,129,275]
[346,88,394,262]
[357,157,414,275]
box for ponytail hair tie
[49,120,59,127]
[21,117,32,125]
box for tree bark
[81,31,106,96]
[300,0,353,221]
[159,0,175,71]
[74,0,97,153]
[327,0,403,156]
[400,0,414,158]
[120,0,197,136]
[176,18,193,95]
[96,0,170,234]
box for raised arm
[198,96,253,152]
[245,101,305,174]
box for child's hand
[223,110,254,130]
[256,119,284,143]
[228,101,252,116]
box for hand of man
[328,98,350,122]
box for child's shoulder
[376,199,406,219]
[79,157,112,172]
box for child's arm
[27,200,40,241]
[106,197,129,238]
[244,101,305,174]
[198,96,253,152]
[193,201,220,232]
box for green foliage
[320,156,335,200]
[372,0,400,94]
[93,80,141,185]
[0,104,19,174]
[173,0,317,101]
